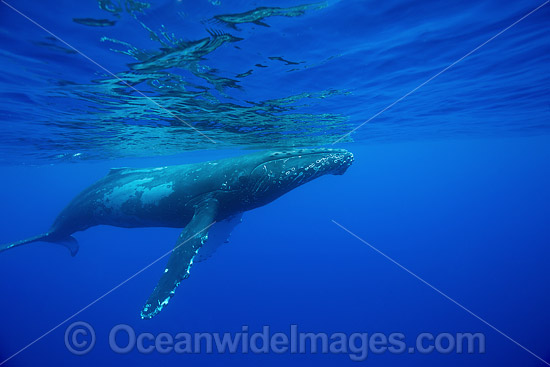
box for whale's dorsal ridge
[108,166,170,176]
[108,167,132,175]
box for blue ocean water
[0,0,549,366]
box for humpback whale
[0,148,353,319]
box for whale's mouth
[332,152,354,175]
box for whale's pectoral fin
[141,198,218,319]
[194,213,242,263]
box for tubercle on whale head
[245,148,354,205]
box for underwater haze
[0,0,549,366]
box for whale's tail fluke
[0,233,79,257]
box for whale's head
[244,148,353,207]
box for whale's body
[1,148,353,319]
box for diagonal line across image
[332,219,550,366]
